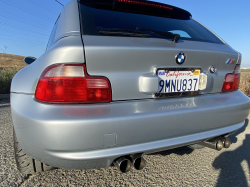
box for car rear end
[11,0,250,172]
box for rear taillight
[221,65,240,93]
[35,64,112,103]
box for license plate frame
[155,68,201,98]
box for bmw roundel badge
[175,52,186,65]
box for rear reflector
[221,65,240,93]
[35,64,112,103]
[199,73,207,90]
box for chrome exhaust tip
[222,138,231,148]
[215,140,224,151]
[131,154,146,170]
[199,140,224,151]
[113,157,132,173]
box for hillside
[0,53,27,69]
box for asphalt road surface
[1,99,250,187]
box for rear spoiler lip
[79,0,192,20]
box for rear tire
[13,129,56,174]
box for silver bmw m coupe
[11,0,250,174]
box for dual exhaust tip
[114,137,230,172]
[199,137,231,151]
[114,154,146,173]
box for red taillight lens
[221,65,240,93]
[35,64,112,103]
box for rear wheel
[13,129,56,174]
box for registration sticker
[157,70,200,93]
[193,70,200,75]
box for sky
[0,0,250,67]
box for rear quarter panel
[11,0,84,94]
[11,36,85,94]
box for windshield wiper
[135,27,180,43]
[99,28,180,42]
[99,29,151,37]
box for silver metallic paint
[139,73,158,94]
[54,0,81,44]
[10,0,250,171]
[11,90,250,169]
[82,35,238,100]
[11,36,85,94]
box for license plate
[157,69,200,93]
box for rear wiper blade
[135,27,180,43]
[99,30,151,37]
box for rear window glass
[79,1,223,44]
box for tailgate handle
[139,73,158,94]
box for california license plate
[157,69,200,93]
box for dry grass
[0,53,26,94]
[0,53,26,70]
[0,67,21,94]
[239,70,250,97]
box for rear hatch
[79,0,239,101]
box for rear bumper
[11,90,250,169]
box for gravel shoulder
[1,99,250,187]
